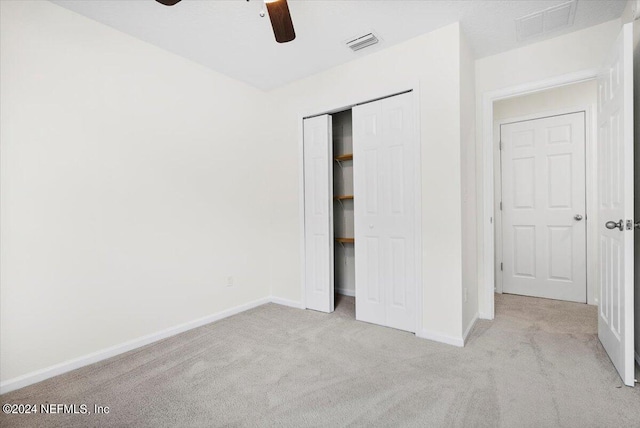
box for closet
[302,91,418,333]
[332,110,355,299]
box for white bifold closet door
[303,114,334,313]
[353,92,417,333]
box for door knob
[605,220,624,231]
[574,214,583,221]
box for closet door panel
[354,102,386,324]
[382,93,416,332]
[354,92,416,332]
[303,115,334,313]
[365,237,382,303]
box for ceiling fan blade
[156,0,181,6]
[265,0,296,43]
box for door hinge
[500,201,502,211]
[499,141,502,150]
[500,262,503,271]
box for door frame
[481,69,598,320]
[493,106,597,305]
[297,83,423,334]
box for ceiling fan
[155,0,296,43]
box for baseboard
[0,296,271,395]
[478,311,493,320]
[270,296,304,309]
[336,288,355,297]
[416,329,464,347]
[462,313,479,345]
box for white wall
[0,1,272,383]
[475,19,622,317]
[460,31,478,337]
[266,23,466,342]
[621,0,639,24]
[493,80,597,120]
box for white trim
[336,288,355,297]
[298,115,307,313]
[481,69,599,320]
[412,83,424,335]
[270,296,305,309]
[479,311,492,320]
[416,329,464,348]
[493,120,504,295]
[298,84,417,120]
[462,313,479,345]
[0,291,463,395]
[0,296,311,395]
[299,83,423,335]
[493,105,597,306]
[329,116,335,312]
[621,23,635,387]
[0,297,274,395]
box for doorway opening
[493,80,597,310]
[489,81,605,384]
[482,26,636,386]
[482,71,600,320]
[301,89,422,334]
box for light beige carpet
[1,293,639,427]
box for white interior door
[303,115,334,313]
[353,92,417,332]
[501,112,586,303]
[597,23,634,387]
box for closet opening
[302,89,420,332]
[331,109,355,317]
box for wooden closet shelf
[334,154,353,162]
[334,195,354,201]
[335,238,355,244]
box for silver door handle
[574,214,583,221]
[605,220,623,231]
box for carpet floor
[1,293,639,427]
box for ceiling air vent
[346,32,379,52]
[515,0,577,41]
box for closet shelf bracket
[334,153,353,170]
[334,195,353,210]
[335,237,355,248]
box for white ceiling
[49,0,627,90]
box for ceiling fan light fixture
[264,0,296,43]
[156,0,295,45]
[155,0,182,6]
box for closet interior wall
[332,110,355,297]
